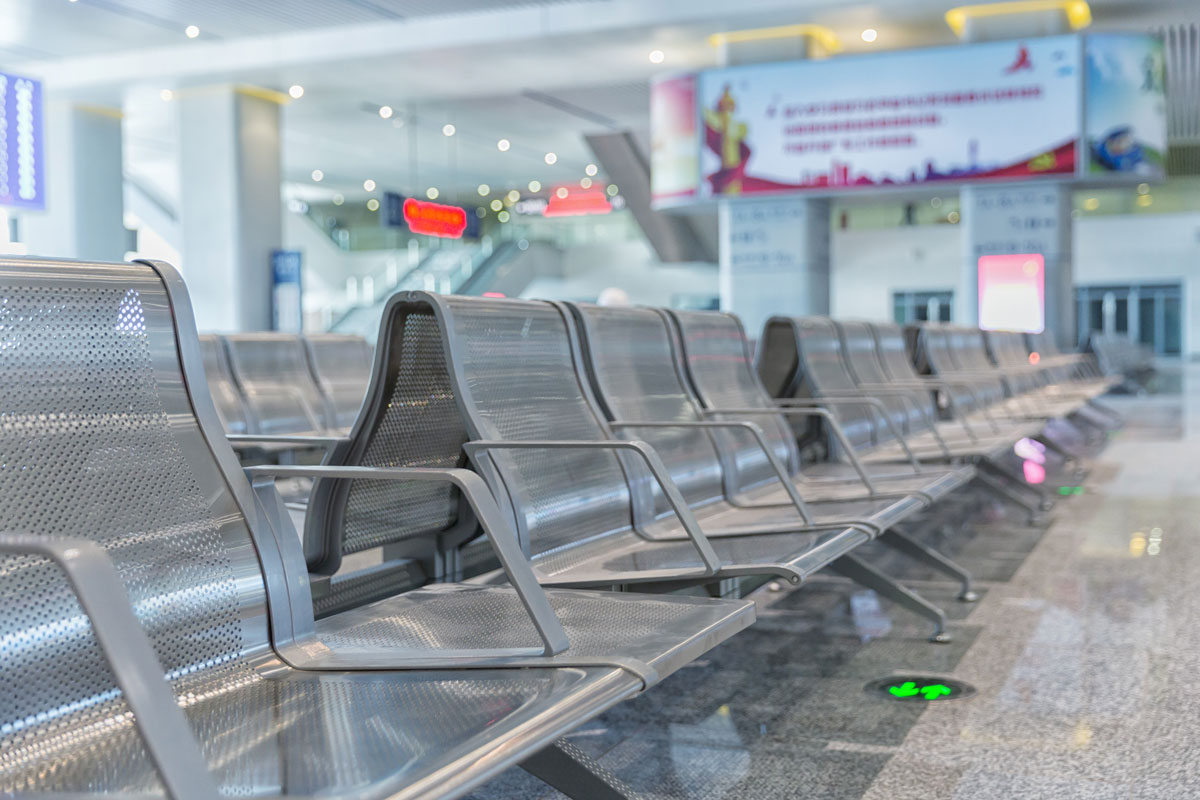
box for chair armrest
[610,419,816,524]
[227,434,347,451]
[0,533,216,800]
[774,396,925,470]
[244,465,569,657]
[462,439,721,575]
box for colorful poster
[650,74,699,204]
[690,36,1081,197]
[0,71,43,211]
[1084,34,1166,178]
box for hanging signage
[0,71,43,211]
[543,189,613,217]
[402,197,467,238]
[651,33,1167,207]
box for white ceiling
[8,0,1200,213]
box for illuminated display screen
[0,71,43,211]
[402,198,467,238]
[978,253,1045,333]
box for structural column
[178,85,283,332]
[957,5,1078,347]
[715,29,833,340]
[959,184,1074,346]
[21,100,126,261]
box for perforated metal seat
[0,258,754,799]
[198,333,253,434]
[382,291,887,590]
[225,332,337,435]
[304,333,373,430]
[662,310,975,503]
[570,302,950,522]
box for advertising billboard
[695,36,1081,198]
[1084,34,1167,178]
[650,73,699,205]
[0,71,44,211]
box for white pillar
[716,33,832,339]
[719,198,830,339]
[21,100,126,261]
[178,86,282,332]
[960,184,1073,346]
[959,8,1075,347]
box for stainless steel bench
[0,257,755,799]
[198,333,254,435]
[304,332,374,430]
[225,332,338,436]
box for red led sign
[403,198,467,238]
[543,189,613,217]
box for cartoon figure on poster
[703,85,750,194]
[1085,34,1167,176]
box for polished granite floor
[469,365,1194,799]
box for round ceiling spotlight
[311,169,324,182]
[585,163,598,176]
[544,152,557,165]
[555,187,569,199]
[497,138,511,152]
[477,183,490,196]
[159,89,174,102]
[288,85,304,99]
[332,193,345,206]
[367,198,380,211]
[378,105,394,119]
[648,49,665,64]
[442,123,456,137]
[426,187,439,200]
[497,210,511,223]
[363,179,376,191]
[506,189,520,202]
[185,25,200,38]
[528,180,541,192]
[490,199,503,211]
[581,177,592,189]
[861,28,878,43]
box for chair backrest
[985,330,1042,393]
[665,308,802,485]
[303,308,471,574]
[304,333,373,430]
[569,303,727,512]
[869,321,924,383]
[225,332,333,434]
[0,259,272,782]
[762,316,879,450]
[835,320,936,435]
[398,293,639,561]
[199,333,254,434]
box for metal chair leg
[520,739,644,800]
[880,527,978,602]
[829,553,951,644]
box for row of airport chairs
[0,257,1119,799]
[199,331,372,437]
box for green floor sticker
[866,675,975,702]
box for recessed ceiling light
[544,152,557,165]
[490,199,503,211]
[378,105,393,119]
[606,184,618,196]
[585,163,598,176]
[367,198,380,211]
[507,189,520,202]
[580,177,593,189]
[311,169,324,182]
[556,187,569,199]
[288,85,304,99]
[159,89,174,101]
[363,179,376,191]
[332,193,345,206]
[426,187,439,200]
[497,210,510,223]
[528,180,541,192]
[477,183,490,196]
[861,28,878,43]
[442,123,456,137]
[497,138,511,152]
[185,25,200,38]
[649,49,665,64]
